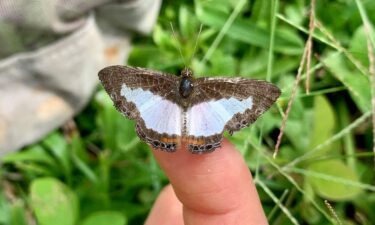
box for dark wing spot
[153,140,160,147]
[205,144,213,151]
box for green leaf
[42,132,71,175]
[70,135,98,184]
[2,145,54,166]
[0,191,10,224]
[307,160,362,200]
[301,180,322,225]
[80,211,126,225]
[152,25,174,51]
[12,162,55,176]
[323,51,371,112]
[128,45,182,71]
[30,178,79,225]
[128,46,162,68]
[179,5,199,39]
[309,95,336,156]
[205,50,237,76]
[280,76,312,151]
[239,50,299,79]
[196,0,233,14]
[284,3,305,25]
[95,90,137,152]
[10,201,28,225]
[349,25,375,68]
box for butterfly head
[181,67,193,78]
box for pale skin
[145,139,268,225]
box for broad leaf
[30,178,78,225]
[308,160,362,200]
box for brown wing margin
[98,65,181,152]
[98,65,180,104]
[191,77,280,104]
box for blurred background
[1,0,375,224]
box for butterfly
[98,65,280,154]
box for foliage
[1,0,375,224]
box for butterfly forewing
[184,77,281,153]
[98,66,182,151]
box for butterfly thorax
[179,68,194,98]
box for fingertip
[151,139,268,224]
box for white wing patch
[186,97,253,136]
[121,84,182,136]
[120,84,253,137]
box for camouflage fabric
[0,0,161,155]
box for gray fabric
[0,0,162,155]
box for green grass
[1,0,375,224]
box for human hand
[144,139,268,225]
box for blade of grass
[315,20,369,77]
[277,14,336,48]
[266,0,278,82]
[282,62,323,92]
[274,37,309,157]
[266,189,289,221]
[305,0,316,94]
[256,179,300,225]
[305,152,375,162]
[323,51,371,112]
[286,167,375,192]
[274,1,317,156]
[197,3,303,55]
[249,140,336,223]
[294,86,347,98]
[149,151,162,194]
[337,99,357,170]
[278,14,369,77]
[354,0,375,167]
[256,0,279,180]
[201,0,247,63]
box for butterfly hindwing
[98,65,182,151]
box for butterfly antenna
[189,24,203,66]
[170,22,187,68]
